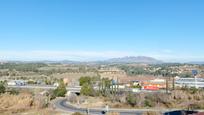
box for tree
[53,80,67,97]
[79,76,91,86]
[80,83,95,96]
[126,93,137,107]
[0,83,5,94]
[99,78,112,96]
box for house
[142,78,166,90]
[118,76,156,88]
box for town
[1,61,204,115]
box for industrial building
[175,77,204,88]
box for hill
[105,56,162,64]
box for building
[175,77,204,88]
[142,78,166,90]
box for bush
[126,93,137,107]
[0,83,5,94]
[80,83,95,96]
[144,100,153,107]
[53,80,67,97]
[27,80,37,84]
[132,84,142,89]
[79,76,91,86]
[9,89,19,95]
[48,90,56,100]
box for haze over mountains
[3,56,162,64]
[105,56,162,64]
[49,56,162,64]
[1,56,204,64]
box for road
[53,98,167,115]
[7,84,167,94]
[7,85,81,93]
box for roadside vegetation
[0,82,5,94]
[77,75,204,109]
[53,80,67,97]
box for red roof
[143,86,159,90]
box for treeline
[0,63,47,72]
[118,64,186,77]
[0,63,98,76]
[119,65,150,75]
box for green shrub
[126,93,137,107]
[80,83,95,96]
[53,80,67,97]
[144,99,152,107]
[0,83,5,94]
[9,89,19,95]
[79,76,91,86]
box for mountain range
[3,56,204,64]
[104,56,162,64]
[2,56,162,64]
[39,56,163,64]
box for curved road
[53,98,165,115]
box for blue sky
[0,0,204,62]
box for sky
[0,0,204,62]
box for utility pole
[194,75,198,89]
[166,78,169,94]
[115,77,119,95]
[172,76,175,90]
[86,108,89,115]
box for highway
[53,98,168,115]
[7,85,167,94]
[7,85,81,93]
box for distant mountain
[3,56,163,64]
[104,56,163,64]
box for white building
[175,77,204,88]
